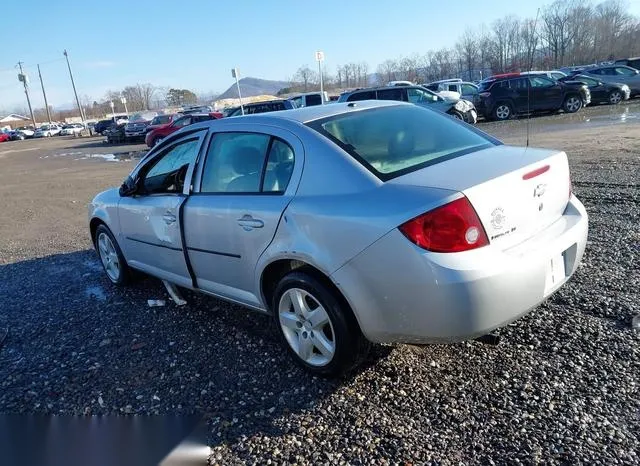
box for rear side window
[306,94,322,106]
[478,81,496,92]
[200,133,271,193]
[347,91,376,101]
[376,88,406,101]
[307,105,495,180]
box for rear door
[183,125,303,307]
[118,131,206,287]
[509,78,530,112]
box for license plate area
[544,251,567,295]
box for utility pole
[63,50,85,123]
[315,51,325,104]
[17,62,36,127]
[37,64,52,124]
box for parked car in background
[521,70,568,81]
[424,79,480,103]
[582,65,640,96]
[476,73,591,120]
[226,99,296,117]
[288,91,328,108]
[181,105,214,114]
[15,126,35,138]
[337,85,478,124]
[558,74,630,105]
[105,123,127,144]
[95,119,116,135]
[0,131,10,143]
[34,124,62,137]
[146,114,177,134]
[145,113,222,147]
[614,57,640,71]
[125,111,158,140]
[89,100,588,376]
[60,123,85,136]
[386,80,414,87]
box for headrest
[231,146,263,175]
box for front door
[183,128,302,308]
[118,133,205,287]
[528,76,562,110]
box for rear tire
[94,224,132,286]
[272,271,371,377]
[609,90,623,105]
[493,102,512,121]
[449,110,464,120]
[563,95,583,113]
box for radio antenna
[526,7,541,148]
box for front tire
[449,110,464,120]
[493,102,512,121]
[563,95,583,113]
[94,224,131,286]
[272,271,370,377]
[609,90,623,105]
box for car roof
[208,100,405,126]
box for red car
[145,112,222,148]
[0,132,11,143]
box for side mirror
[119,176,138,197]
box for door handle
[237,215,264,230]
[163,212,177,224]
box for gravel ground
[0,113,639,465]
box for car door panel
[117,132,206,287]
[184,125,304,308]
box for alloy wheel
[566,97,581,112]
[97,232,120,282]
[610,92,622,104]
[496,105,510,120]
[278,288,336,367]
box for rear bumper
[331,196,589,344]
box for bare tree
[457,29,478,80]
[293,66,317,92]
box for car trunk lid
[389,145,571,250]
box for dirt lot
[0,105,639,465]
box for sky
[2,0,640,113]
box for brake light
[399,197,489,253]
[522,164,550,180]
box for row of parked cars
[0,122,87,142]
[90,59,640,148]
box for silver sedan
[89,101,588,376]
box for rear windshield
[307,105,496,180]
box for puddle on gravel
[42,150,147,162]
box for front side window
[462,84,478,95]
[615,67,636,76]
[172,116,192,128]
[406,87,438,104]
[142,138,200,194]
[308,105,495,180]
[529,76,555,88]
[200,133,271,193]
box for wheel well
[89,218,106,246]
[260,260,355,319]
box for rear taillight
[399,197,489,253]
